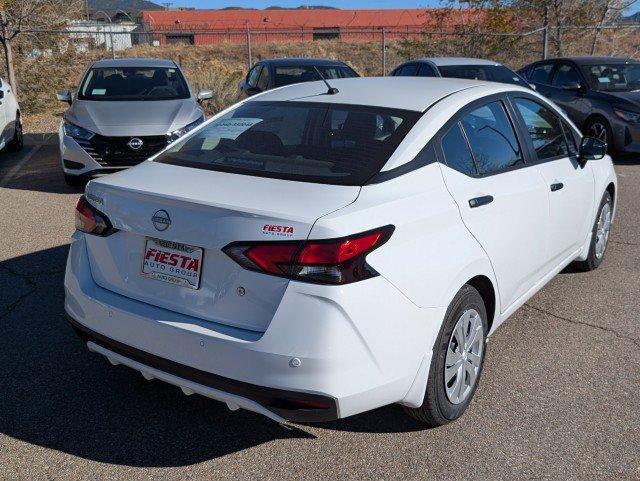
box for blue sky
[163,1,639,12]
[163,1,440,8]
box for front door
[438,98,550,312]
[511,96,595,263]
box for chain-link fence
[3,23,640,133]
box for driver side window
[247,65,262,88]
[552,64,581,88]
[514,98,568,161]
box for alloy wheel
[589,122,608,143]
[595,201,612,260]
[444,308,484,405]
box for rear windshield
[155,101,420,185]
[274,65,358,87]
[78,66,190,101]
[438,65,526,86]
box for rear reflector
[75,195,117,236]
[223,225,394,285]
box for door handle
[468,195,494,208]
[550,182,564,192]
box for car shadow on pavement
[0,245,318,468]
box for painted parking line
[0,145,41,187]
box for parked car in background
[65,77,616,428]
[390,57,532,89]
[518,56,640,153]
[57,58,212,187]
[239,58,359,96]
[0,78,23,153]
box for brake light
[75,195,116,236]
[223,226,394,285]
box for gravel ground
[0,139,638,480]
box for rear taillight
[75,195,116,236]
[223,225,394,285]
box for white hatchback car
[0,77,23,153]
[64,77,616,426]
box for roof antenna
[313,67,339,95]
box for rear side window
[530,63,553,84]
[441,123,476,176]
[395,64,419,76]
[514,98,568,160]
[247,65,262,88]
[460,101,523,174]
[256,67,270,91]
[552,64,581,87]
[156,101,420,186]
[418,64,438,77]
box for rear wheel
[7,113,23,152]
[404,284,488,427]
[574,191,613,271]
[584,117,613,153]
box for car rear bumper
[64,232,443,422]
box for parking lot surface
[1,137,639,480]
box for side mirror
[56,89,72,105]
[562,81,583,92]
[579,136,607,163]
[197,88,213,102]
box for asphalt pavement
[0,136,638,480]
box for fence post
[246,25,252,69]
[381,27,386,75]
[541,26,549,60]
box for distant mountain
[87,0,163,12]
[622,12,640,23]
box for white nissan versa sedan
[64,77,616,426]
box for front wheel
[7,114,23,152]
[574,191,613,271]
[584,117,613,153]
[404,284,488,427]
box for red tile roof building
[141,9,439,44]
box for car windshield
[438,65,526,86]
[155,101,420,185]
[273,65,358,87]
[78,66,190,101]
[581,63,640,92]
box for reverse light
[75,195,116,236]
[223,226,394,285]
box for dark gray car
[239,58,359,96]
[518,56,640,153]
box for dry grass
[11,29,640,133]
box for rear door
[510,95,595,263]
[438,96,550,311]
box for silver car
[57,58,212,187]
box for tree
[0,0,81,96]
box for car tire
[403,284,488,427]
[7,114,23,152]
[574,191,613,271]
[584,117,613,153]
[64,173,85,188]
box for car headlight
[614,108,640,123]
[167,115,205,143]
[63,121,95,141]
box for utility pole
[381,27,386,75]
[246,23,252,69]
[542,6,549,60]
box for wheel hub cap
[444,308,484,405]
[595,201,612,260]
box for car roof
[541,56,639,65]
[258,57,349,67]
[249,76,516,112]
[91,58,177,68]
[412,57,502,67]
